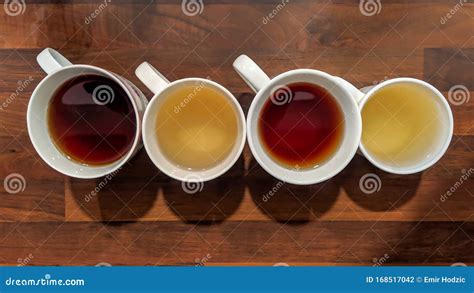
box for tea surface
[155,83,238,170]
[361,83,443,167]
[48,74,136,165]
[259,82,344,169]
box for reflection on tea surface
[48,75,136,166]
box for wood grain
[0,221,471,266]
[0,0,472,266]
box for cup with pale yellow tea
[334,77,453,174]
[135,62,246,182]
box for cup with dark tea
[233,55,362,185]
[27,48,148,179]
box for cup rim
[27,64,143,179]
[141,77,247,182]
[358,77,454,174]
[246,68,362,185]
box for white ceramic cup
[27,48,148,179]
[233,55,362,185]
[333,77,453,174]
[135,62,246,182]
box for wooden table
[0,0,472,266]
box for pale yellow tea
[361,83,443,168]
[155,83,238,170]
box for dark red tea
[258,82,344,169]
[48,74,136,166]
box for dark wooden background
[0,0,472,266]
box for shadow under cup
[247,70,362,185]
[142,79,246,182]
[359,80,453,174]
[27,66,143,179]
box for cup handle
[332,76,365,104]
[36,48,73,75]
[233,54,271,93]
[135,62,170,95]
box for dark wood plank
[0,221,471,266]
[1,1,471,50]
[424,48,474,90]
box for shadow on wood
[162,156,246,224]
[69,151,160,222]
[341,155,421,211]
[247,157,340,223]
